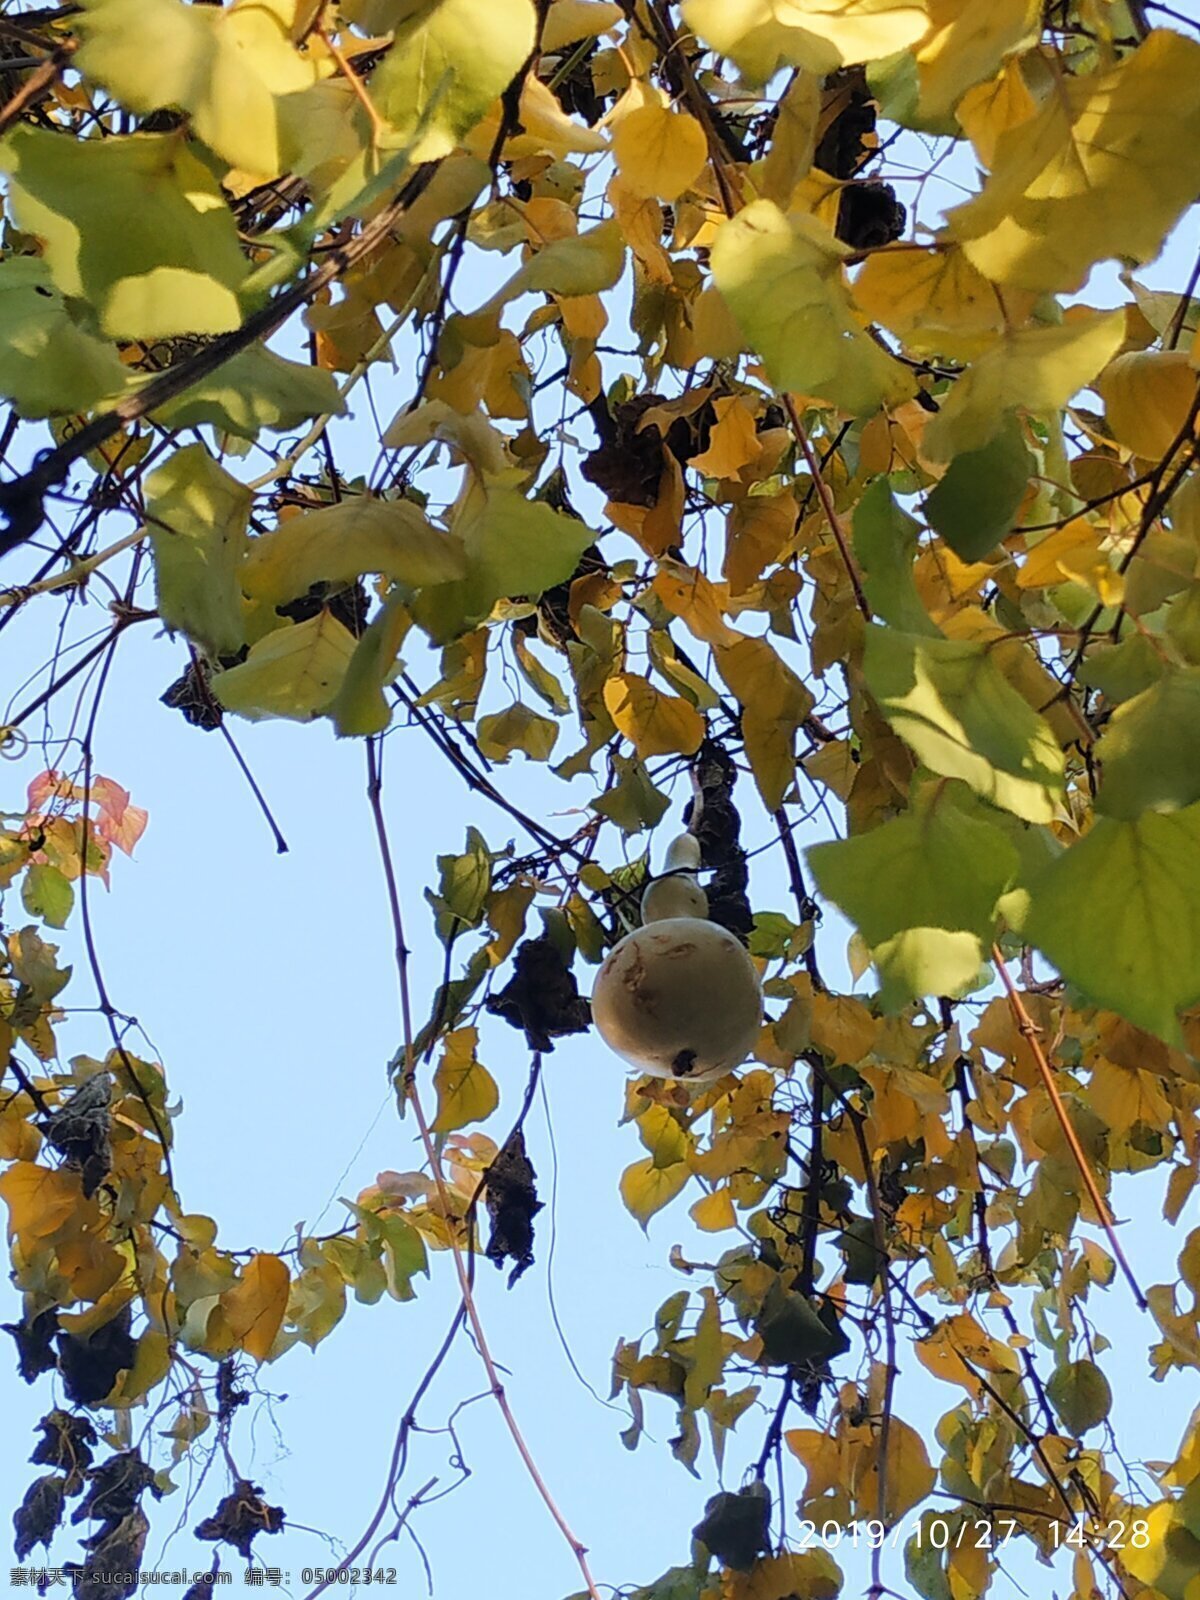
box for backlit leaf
[213,611,357,721]
[0,258,126,418]
[430,1027,499,1132]
[76,0,320,181]
[1025,803,1200,1044]
[863,625,1064,822]
[711,201,913,416]
[0,127,248,339]
[808,783,1017,1007]
[146,444,250,659]
[242,497,466,604]
[371,0,537,162]
[603,673,706,758]
[948,29,1200,292]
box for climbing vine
[0,0,1199,1596]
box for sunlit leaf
[146,444,251,659]
[948,29,1200,292]
[863,625,1064,822]
[0,127,248,338]
[711,200,913,415]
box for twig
[992,946,1146,1311]
[363,736,603,1600]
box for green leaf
[242,497,466,605]
[1094,669,1200,820]
[924,416,1033,562]
[21,863,74,930]
[213,611,357,721]
[921,311,1125,463]
[416,484,596,643]
[475,702,559,763]
[1025,803,1200,1044]
[371,0,537,162]
[863,625,1064,823]
[710,200,913,416]
[0,127,248,339]
[754,1279,841,1366]
[0,258,127,418]
[327,595,411,738]
[591,752,671,834]
[153,346,346,440]
[427,827,492,943]
[1046,1359,1112,1435]
[146,444,250,658]
[75,0,320,181]
[1076,633,1165,703]
[852,477,939,634]
[808,785,1018,1008]
[693,1483,770,1573]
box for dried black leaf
[14,1473,66,1560]
[70,1506,149,1600]
[485,937,590,1053]
[815,67,876,179]
[58,1308,136,1407]
[195,1480,285,1560]
[39,1074,112,1197]
[686,741,753,944]
[484,1129,542,1286]
[30,1411,96,1496]
[4,1308,59,1383]
[836,180,906,251]
[276,581,369,636]
[215,1359,248,1425]
[160,660,223,731]
[693,1481,772,1572]
[71,1449,159,1535]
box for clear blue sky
[1,118,1198,1600]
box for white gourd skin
[591,834,763,1085]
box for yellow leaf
[242,498,466,603]
[0,1160,84,1245]
[949,29,1200,292]
[724,491,798,594]
[852,243,1035,362]
[76,0,321,181]
[603,672,706,757]
[956,57,1038,168]
[922,309,1125,462]
[682,0,933,82]
[637,1102,694,1169]
[612,102,708,201]
[516,74,608,157]
[1098,349,1200,461]
[431,1027,499,1132]
[620,1155,690,1228]
[653,561,736,644]
[712,201,914,416]
[476,701,559,763]
[855,1414,935,1521]
[213,611,358,722]
[914,0,1039,120]
[810,992,878,1064]
[541,0,623,52]
[689,395,763,478]
[916,1312,1021,1398]
[690,1188,736,1231]
[715,635,814,810]
[221,1252,290,1362]
[1016,518,1104,589]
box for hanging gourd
[591,833,762,1085]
